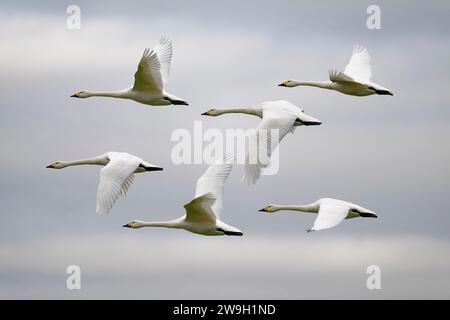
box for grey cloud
[1,235,450,299]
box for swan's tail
[170,99,189,106]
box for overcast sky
[0,0,449,299]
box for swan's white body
[279,45,393,97]
[259,198,377,232]
[46,152,163,214]
[71,37,188,106]
[123,155,243,236]
[202,100,321,184]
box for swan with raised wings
[123,155,243,236]
[201,100,321,184]
[279,45,393,96]
[71,37,188,106]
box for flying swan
[46,152,163,214]
[259,198,377,232]
[279,45,393,96]
[123,155,243,236]
[201,100,321,184]
[71,37,188,106]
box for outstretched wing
[133,37,173,92]
[243,109,296,185]
[184,192,217,224]
[311,204,349,232]
[152,36,173,89]
[96,156,140,214]
[329,69,355,83]
[343,45,372,82]
[192,154,234,218]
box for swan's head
[258,205,280,213]
[122,220,145,229]
[201,108,220,116]
[278,80,296,87]
[71,91,89,98]
[46,161,65,169]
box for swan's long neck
[216,108,261,117]
[59,156,107,168]
[141,220,181,229]
[290,81,333,89]
[274,203,319,213]
[85,90,129,99]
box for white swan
[279,45,393,96]
[201,100,321,184]
[71,37,188,106]
[46,152,163,214]
[259,198,377,232]
[123,155,243,236]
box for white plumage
[46,152,163,214]
[202,100,321,184]
[259,198,377,232]
[279,45,393,97]
[71,37,188,106]
[123,155,243,236]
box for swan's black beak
[278,83,286,87]
[122,224,130,228]
[201,112,208,116]
[70,94,77,97]
[258,208,266,212]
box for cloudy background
[0,0,449,299]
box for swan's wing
[152,36,173,88]
[133,37,172,92]
[193,155,234,218]
[329,69,355,83]
[96,157,140,214]
[120,174,135,197]
[184,192,217,224]
[312,204,349,231]
[243,110,296,184]
[343,45,372,82]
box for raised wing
[243,109,296,184]
[192,155,234,218]
[343,45,372,82]
[329,69,355,83]
[133,37,173,92]
[311,204,349,232]
[96,156,140,214]
[152,36,172,88]
[184,192,217,224]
